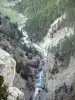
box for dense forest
[13,0,75,41]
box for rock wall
[42,15,75,100]
[40,14,74,51]
[0,13,27,100]
[0,48,16,86]
[0,48,25,100]
[46,55,75,100]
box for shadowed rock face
[20,55,40,80]
[0,13,27,100]
[54,83,75,100]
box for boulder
[0,48,16,86]
[0,48,25,100]
[8,87,25,100]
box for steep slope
[13,0,75,42]
[0,48,25,100]
[13,0,63,41]
[0,0,25,24]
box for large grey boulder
[8,87,25,100]
[0,48,16,86]
[0,48,25,100]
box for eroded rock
[0,48,16,86]
[0,48,25,100]
[8,87,25,100]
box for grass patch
[0,0,25,24]
[0,6,23,24]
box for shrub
[16,61,24,73]
[5,15,10,20]
[0,17,1,25]
[13,22,18,28]
[0,76,8,100]
[0,76,4,86]
[2,44,8,51]
[17,30,23,39]
[13,56,24,73]
[51,67,59,75]
[23,43,39,56]
[0,85,8,100]
[16,96,19,100]
[19,52,24,57]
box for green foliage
[0,6,24,24]
[23,43,40,56]
[59,34,75,56]
[14,0,75,41]
[0,76,8,100]
[5,15,10,20]
[16,96,19,100]
[13,22,18,28]
[0,85,8,100]
[9,22,22,39]
[14,0,62,41]
[60,36,72,54]
[51,33,75,58]
[58,0,75,22]
[0,76,4,86]
[7,0,16,2]
[13,56,23,73]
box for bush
[14,0,62,41]
[14,0,75,41]
[13,22,18,28]
[51,67,59,75]
[19,52,24,57]
[2,44,8,51]
[16,61,24,73]
[17,30,23,39]
[0,85,8,100]
[0,76,8,100]
[5,15,10,20]
[13,56,24,73]
[16,96,19,100]
[0,76,4,86]
[23,43,39,56]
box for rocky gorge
[0,0,75,100]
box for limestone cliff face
[40,14,74,50]
[0,48,25,100]
[41,15,75,100]
[0,48,16,86]
[46,55,75,100]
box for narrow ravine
[18,24,47,57]
[18,16,48,100]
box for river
[18,16,49,100]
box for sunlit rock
[47,56,75,100]
[8,87,25,100]
[0,48,16,86]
